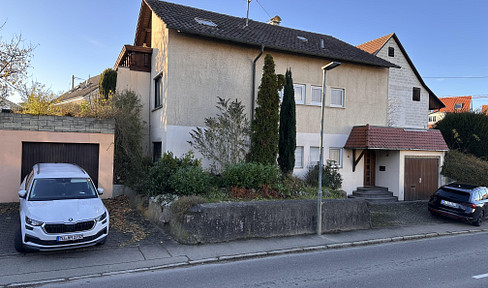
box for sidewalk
[1,220,486,287]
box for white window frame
[154,74,163,109]
[294,146,304,168]
[310,86,322,106]
[294,84,305,104]
[328,148,343,168]
[309,146,322,167]
[330,88,344,108]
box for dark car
[428,183,488,226]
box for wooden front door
[404,157,439,200]
[364,150,376,186]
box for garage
[404,157,439,200]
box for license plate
[57,234,83,242]
[441,199,458,208]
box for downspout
[251,45,265,121]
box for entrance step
[349,186,398,203]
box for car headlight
[96,211,107,222]
[25,216,44,226]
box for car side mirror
[18,190,27,199]
[97,188,104,195]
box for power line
[255,0,272,19]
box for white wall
[375,150,401,196]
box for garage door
[404,157,439,201]
[21,142,100,186]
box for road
[43,232,488,288]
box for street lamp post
[317,61,341,235]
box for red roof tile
[357,33,394,55]
[344,124,448,151]
[482,105,488,114]
[436,96,471,112]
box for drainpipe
[251,45,264,121]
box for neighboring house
[114,0,448,200]
[428,96,472,128]
[0,97,21,112]
[482,105,488,114]
[357,33,445,129]
[56,75,100,105]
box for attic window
[297,36,308,42]
[454,103,464,110]
[320,39,325,49]
[195,18,217,28]
[388,47,394,57]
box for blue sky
[2,0,487,108]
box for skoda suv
[15,163,109,252]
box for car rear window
[29,178,98,201]
[436,188,471,202]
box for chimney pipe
[245,0,251,27]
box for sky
[2,0,487,108]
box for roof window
[297,35,308,42]
[195,18,217,28]
[454,103,464,110]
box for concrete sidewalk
[1,221,486,287]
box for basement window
[195,18,218,28]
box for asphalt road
[42,232,488,288]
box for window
[388,47,395,57]
[294,146,304,168]
[294,84,305,104]
[454,103,464,110]
[297,35,308,42]
[153,142,162,162]
[412,87,421,101]
[195,17,217,28]
[428,116,437,122]
[330,88,344,107]
[328,148,343,167]
[309,146,322,166]
[311,86,322,105]
[278,88,284,102]
[154,75,163,108]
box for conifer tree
[249,54,280,164]
[278,69,296,174]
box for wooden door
[364,150,376,186]
[404,157,439,200]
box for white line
[473,273,488,279]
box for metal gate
[404,157,439,200]
[21,142,100,186]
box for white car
[15,163,109,252]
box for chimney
[268,15,282,26]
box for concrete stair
[349,186,398,203]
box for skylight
[297,35,308,42]
[195,17,217,28]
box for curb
[3,228,486,287]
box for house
[428,96,472,127]
[114,0,447,201]
[482,105,488,114]
[56,75,100,105]
[0,97,21,112]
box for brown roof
[436,96,471,112]
[357,33,394,55]
[344,124,448,151]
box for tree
[249,54,280,165]
[189,97,250,172]
[99,68,117,99]
[278,69,296,175]
[0,23,34,99]
[19,82,58,115]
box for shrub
[305,160,343,190]
[222,162,281,189]
[441,150,488,186]
[169,166,212,196]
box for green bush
[441,150,488,186]
[305,161,343,190]
[222,162,281,189]
[169,166,212,196]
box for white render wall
[376,38,429,129]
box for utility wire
[255,0,273,19]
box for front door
[364,150,376,186]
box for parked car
[15,163,109,252]
[428,183,488,226]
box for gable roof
[138,0,397,68]
[436,96,471,112]
[357,33,444,110]
[57,75,100,103]
[344,124,448,151]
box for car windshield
[28,178,98,201]
[436,188,471,202]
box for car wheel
[14,224,26,253]
[473,210,484,227]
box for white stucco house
[114,0,447,201]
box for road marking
[473,273,488,279]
